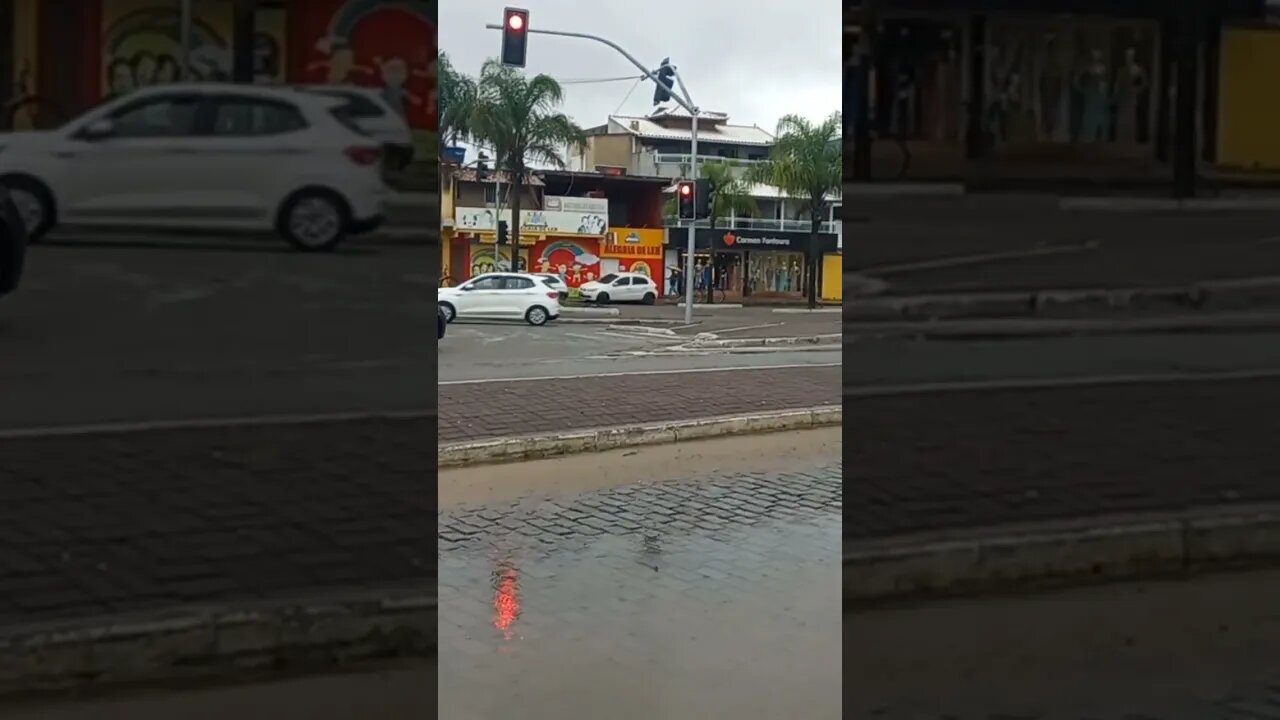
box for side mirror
[80,119,116,141]
[458,285,473,291]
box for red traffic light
[679,183,692,196]
[507,12,524,30]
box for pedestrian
[668,265,682,297]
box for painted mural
[532,238,602,288]
[100,0,286,98]
[984,19,1157,148]
[293,0,437,133]
[469,245,527,275]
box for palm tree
[749,112,842,309]
[665,160,756,303]
[469,59,586,251]
[438,52,476,150]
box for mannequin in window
[1075,47,1111,143]
[1113,45,1148,145]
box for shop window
[984,19,1158,148]
[875,18,965,143]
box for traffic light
[501,7,529,67]
[676,180,695,220]
[694,178,714,219]
[652,58,675,105]
[497,220,509,246]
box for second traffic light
[501,7,529,67]
[676,179,714,220]
[676,180,695,220]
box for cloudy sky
[439,0,841,135]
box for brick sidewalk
[848,378,1280,541]
[0,418,433,630]
[438,366,841,444]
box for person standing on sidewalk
[668,265,682,297]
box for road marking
[845,368,1280,398]
[711,322,786,336]
[438,361,842,385]
[0,410,435,440]
[860,243,1095,277]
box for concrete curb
[773,307,842,314]
[845,504,1280,605]
[438,406,842,467]
[560,306,621,317]
[676,302,745,309]
[555,317,684,325]
[842,311,1280,340]
[0,589,435,697]
[606,324,678,337]
[687,333,843,349]
[1060,196,1280,212]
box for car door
[497,275,537,318]
[455,275,503,317]
[57,92,204,225]
[612,276,634,301]
[189,95,312,225]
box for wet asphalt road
[438,431,842,719]
[849,568,1280,719]
[0,237,433,428]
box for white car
[296,85,415,169]
[437,272,562,326]
[532,272,569,300]
[0,83,388,251]
[579,272,659,305]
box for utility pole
[484,21,702,324]
[1172,0,1202,199]
[179,0,192,80]
[232,0,257,83]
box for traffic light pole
[484,23,701,323]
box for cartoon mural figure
[303,0,435,130]
[533,239,601,289]
[102,6,230,96]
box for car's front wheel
[525,305,550,326]
[438,302,456,323]
[1,176,54,243]
[279,190,348,251]
[595,292,610,305]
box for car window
[311,90,386,118]
[614,277,631,286]
[210,98,308,136]
[503,277,536,290]
[466,277,503,290]
[108,95,201,137]
[540,278,559,288]
[597,273,618,284]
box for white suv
[0,83,387,251]
[579,272,659,305]
[437,273,562,326]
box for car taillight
[344,145,381,166]
[547,292,558,299]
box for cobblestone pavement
[846,194,1280,293]
[0,418,433,628]
[848,568,1280,719]
[438,365,840,444]
[438,464,842,719]
[847,378,1280,541]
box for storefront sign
[602,227,664,259]
[455,195,609,237]
[695,229,839,253]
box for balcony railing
[662,216,839,234]
[652,154,767,168]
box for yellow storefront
[600,228,666,295]
[1218,26,1280,171]
[821,252,842,302]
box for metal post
[683,112,698,324]
[179,0,193,80]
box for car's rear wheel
[525,305,549,326]
[641,292,656,305]
[279,190,348,251]
[438,302,456,323]
[596,292,610,305]
[1,176,54,242]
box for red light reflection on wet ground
[492,562,521,637]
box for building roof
[449,168,545,186]
[538,169,672,186]
[607,113,775,147]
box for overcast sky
[439,0,841,135]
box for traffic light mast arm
[484,24,697,114]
